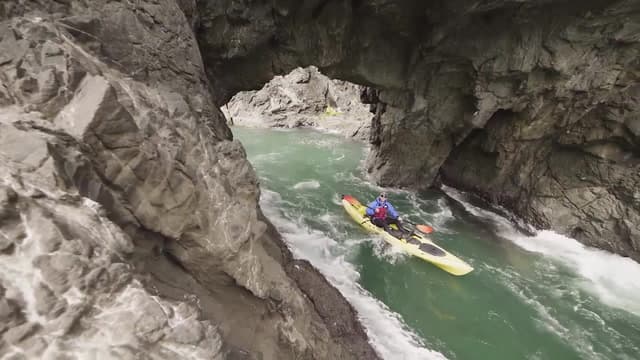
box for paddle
[341,194,435,234]
[404,221,434,234]
[342,194,361,206]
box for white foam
[260,189,447,360]
[293,180,321,190]
[485,263,625,360]
[508,230,640,316]
[404,195,453,234]
[430,198,454,232]
[372,239,409,264]
[502,274,602,359]
[442,186,515,234]
[443,186,640,317]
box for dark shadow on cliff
[196,0,640,261]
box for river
[234,127,640,360]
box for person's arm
[387,203,399,219]
[365,201,376,216]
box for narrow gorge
[200,0,640,261]
[0,0,639,359]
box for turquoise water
[234,127,640,360]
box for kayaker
[366,192,405,233]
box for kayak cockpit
[418,243,447,257]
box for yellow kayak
[342,195,473,276]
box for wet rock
[287,260,378,359]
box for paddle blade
[416,224,434,234]
[341,194,361,206]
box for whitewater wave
[404,194,455,234]
[293,180,321,190]
[260,189,447,360]
[484,262,640,360]
[443,186,640,317]
[431,198,455,231]
[508,230,640,316]
[372,240,410,264]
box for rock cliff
[0,2,376,359]
[198,0,640,261]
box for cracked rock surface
[0,3,377,359]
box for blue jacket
[365,199,399,219]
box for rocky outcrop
[0,4,377,360]
[0,164,225,359]
[222,66,371,140]
[197,0,640,261]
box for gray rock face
[0,162,223,358]
[0,3,377,360]
[198,0,640,261]
[222,66,371,140]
